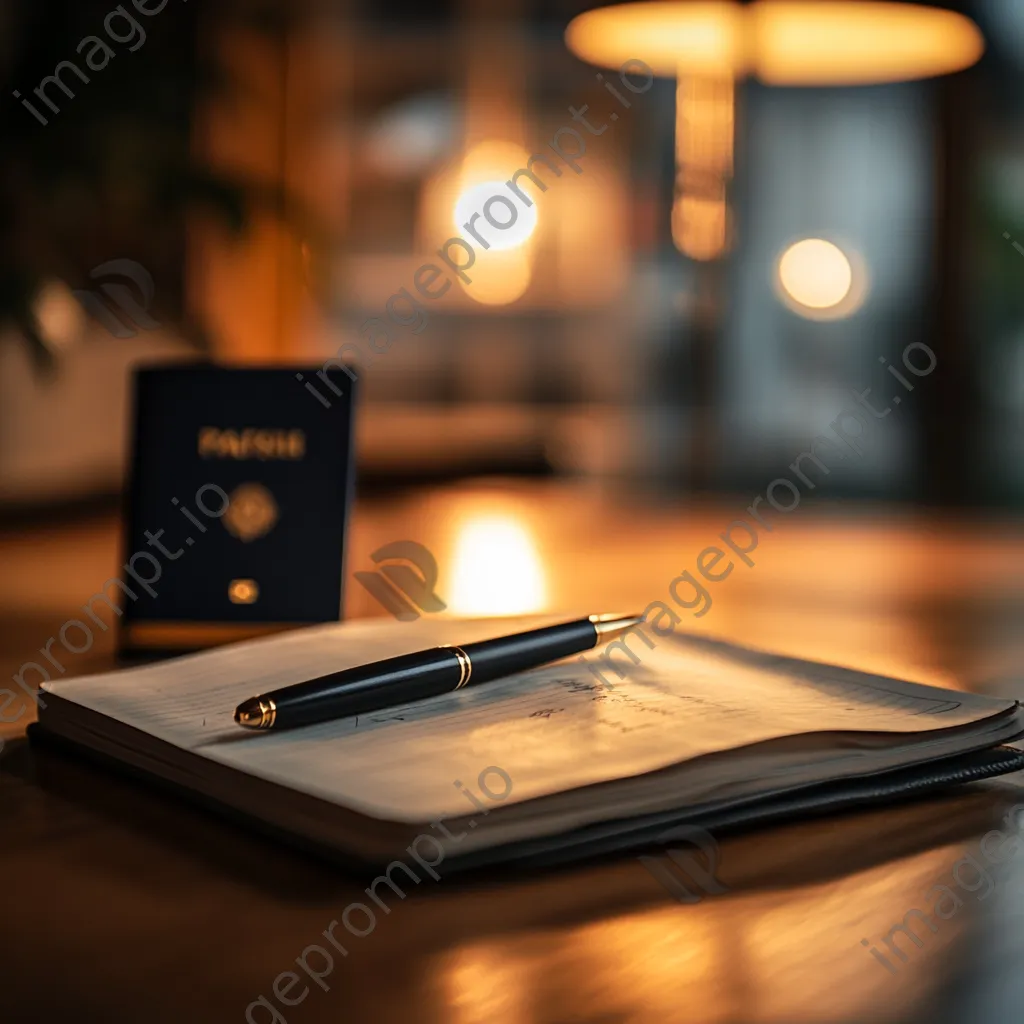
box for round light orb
[777,238,860,317]
[565,2,984,84]
[454,180,538,251]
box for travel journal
[34,617,1024,869]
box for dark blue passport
[119,364,357,653]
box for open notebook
[34,616,1024,869]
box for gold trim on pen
[441,645,473,690]
[259,698,277,728]
[234,698,276,729]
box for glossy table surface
[1,481,1023,1024]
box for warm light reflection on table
[0,481,1022,1021]
[430,842,967,1023]
[448,511,548,617]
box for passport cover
[119,364,357,652]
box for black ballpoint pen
[233,613,642,730]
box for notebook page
[42,617,1017,822]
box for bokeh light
[777,238,864,318]
[565,2,984,84]
[454,181,537,252]
[448,514,547,616]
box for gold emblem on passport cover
[223,483,279,542]
[228,578,260,604]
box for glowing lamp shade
[565,2,984,85]
[755,2,984,85]
[776,238,866,319]
[566,2,983,261]
[568,2,743,77]
[448,515,547,617]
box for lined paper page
[43,617,1016,822]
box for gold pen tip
[589,613,645,640]
[234,697,272,729]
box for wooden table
[2,481,1023,1023]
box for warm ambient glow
[566,2,983,262]
[463,249,533,306]
[756,2,984,85]
[453,140,537,304]
[568,2,742,77]
[673,74,733,260]
[448,515,547,616]
[454,181,538,251]
[34,280,86,351]
[565,2,984,85]
[777,238,863,317]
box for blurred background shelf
[0,0,1021,509]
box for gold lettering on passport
[223,483,279,542]
[198,428,306,460]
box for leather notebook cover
[463,745,1024,872]
[26,726,1024,875]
